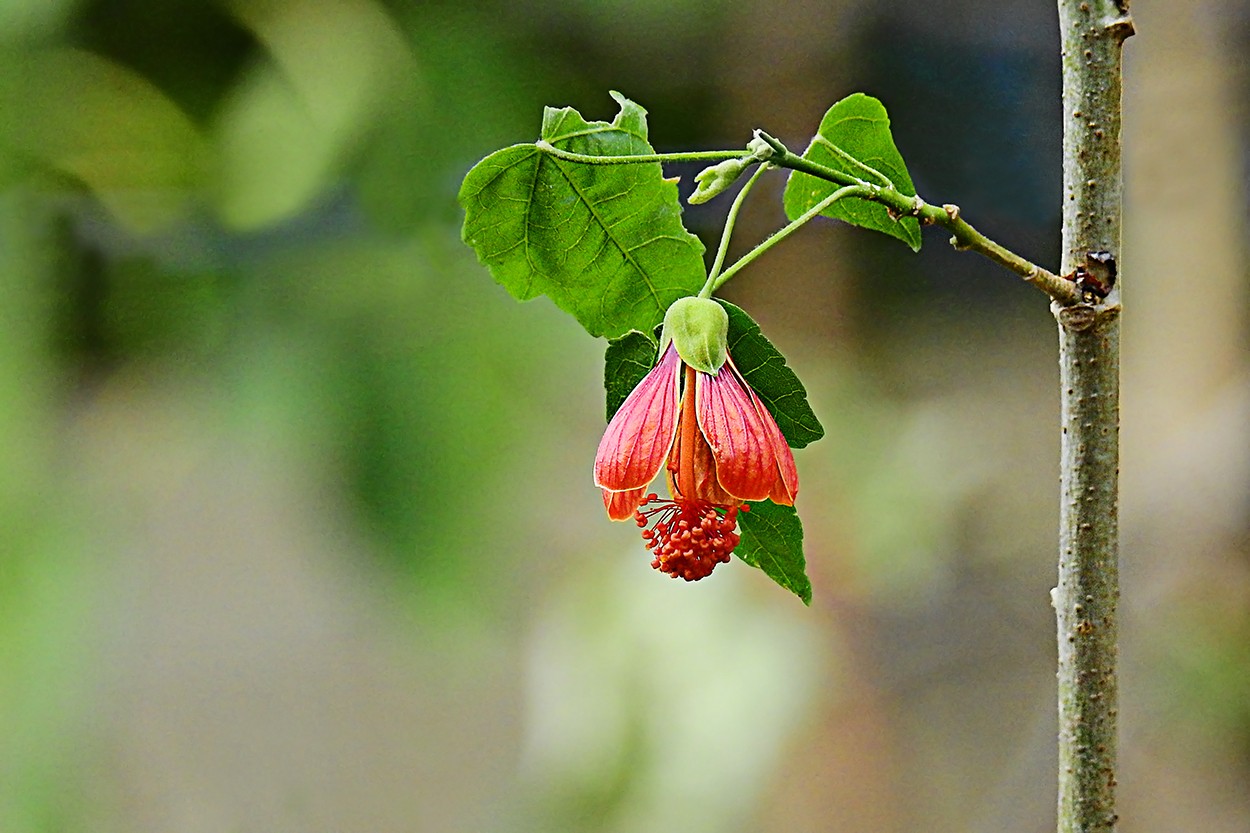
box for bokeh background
[2,1,1247,831]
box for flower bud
[746,135,776,161]
[688,157,750,205]
[661,296,729,374]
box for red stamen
[631,493,742,581]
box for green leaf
[782,93,922,251]
[718,301,823,449]
[604,330,657,420]
[736,501,811,604]
[459,92,707,339]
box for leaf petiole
[815,137,894,188]
[535,140,748,166]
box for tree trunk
[1054,2,1133,831]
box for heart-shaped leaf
[736,500,811,604]
[782,93,922,251]
[459,92,707,339]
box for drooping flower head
[594,298,798,581]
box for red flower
[594,343,798,581]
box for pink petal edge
[602,486,648,521]
[593,344,681,493]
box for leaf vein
[545,158,665,315]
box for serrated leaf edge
[737,503,812,605]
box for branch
[755,132,1082,305]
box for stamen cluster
[634,494,746,581]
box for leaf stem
[817,137,894,188]
[535,141,747,166]
[706,184,870,296]
[537,121,1083,306]
[700,164,770,298]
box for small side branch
[758,134,1082,306]
[938,204,1081,305]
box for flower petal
[744,377,798,504]
[694,366,774,502]
[594,343,681,493]
[695,354,798,504]
[602,486,648,521]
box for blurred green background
[2,1,1247,831]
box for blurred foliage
[0,2,746,827]
[3,0,596,580]
[1157,589,1250,755]
[0,1,600,827]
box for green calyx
[660,296,729,374]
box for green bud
[660,296,729,374]
[688,157,750,205]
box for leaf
[604,330,657,421]
[718,301,823,449]
[782,93,922,251]
[736,501,811,604]
[459,92,707,339]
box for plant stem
[937,205,1082,304]
[1054,3,1133,833]
[700,164,770,297]
[814,136,893,187]
[542,129,1082,305]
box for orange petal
[665,410,737,506]
[602,486,648,521]
[593,344,681,493]
[694,362,778,502]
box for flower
[593,329,798,581]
